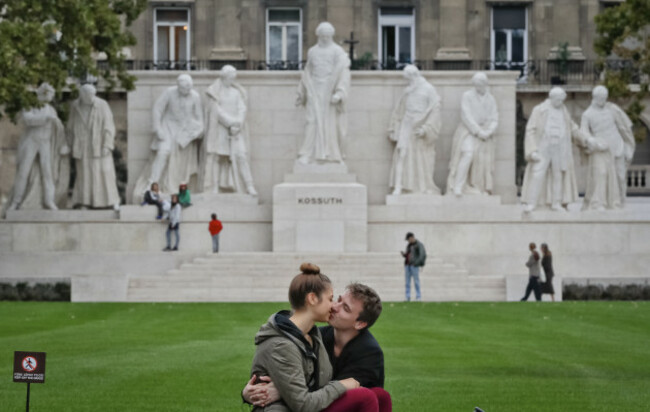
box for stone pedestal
[273,164,367,252]
[385,193,501,206]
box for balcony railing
[97,59,644,86]
[628,165,649,194]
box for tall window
[154,8,190,65]
[378,7,415,69]
[491,6,527,70]
[266,9,302,69]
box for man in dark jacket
[401,232,426,301]
[243,283,391,412]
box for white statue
[199,65,257,196]
[68,84,120,208]
[521,87,582,212]
[133,74,203,199]
[295,22,350,165]
[579,86,635,210]
[388,65,442,195]
[6,83,69,211]
[447,72,499,196]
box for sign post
[13,351,46,412]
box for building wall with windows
[126,0,621,65]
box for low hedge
[563,283,650,301]
[0,282,71,301]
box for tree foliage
[0,0,147,121]
[595,0,650,141]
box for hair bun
[300,263,320,275]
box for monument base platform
[273,182,367,252]
[385,193,502,206]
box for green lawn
[1,301,649,411]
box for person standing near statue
[133,74,203,198]
[401,232,426,302]
[521,87,582,212]
[200,65,257,196]
[447,72,499,197]
[388,65,442,195]
[296,22,351,165]
[7,83,68,211]
[579,86,636,210]
[164,194,182,251]
[521,242,542,302]
[540,243,556,302]
[68,84,120,209]
[208,213,223,253]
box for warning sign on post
[13,352,46,383]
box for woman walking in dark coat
[540,243,556,302]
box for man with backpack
[401,232,426,301]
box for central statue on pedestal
[295,22,350,166]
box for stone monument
[579,85,636,210]
[521,87,581,212]
[274,22,366,252]
[132,74,203,200]
[6,83,69,212]
[199,65,257,196]
[295,21,350,167]
[68,84,120,209]
[447,72,499,196]
[388,65,441,196]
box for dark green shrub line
[563,283,650,301]
[0,282,71,301]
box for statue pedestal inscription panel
[273,169,367,252]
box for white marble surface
[126,71,519,205]
[273,181,367,252]
[72,274,128,302]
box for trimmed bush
[0,282,70,301]
[564,283,650,301]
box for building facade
[128,0,623,71]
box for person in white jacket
[164,194,182,251]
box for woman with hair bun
[248,263,378,412]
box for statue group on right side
[387,68,636,212]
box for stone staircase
[127,253,505,302]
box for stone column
[435,0,471,65]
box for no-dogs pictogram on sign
[13,351,46,383]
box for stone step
[163,270,470,280]
[127,287,505,302]
[175,263,451,272]
[125,250,503,302]
[128,272,500,290]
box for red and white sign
[13,352,46,384]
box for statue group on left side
[5,83,120,213]
[5,65,260,215]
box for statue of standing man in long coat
[132,74,203,200]
[447,72,499,196]
[199,65,257,196]
[579,85,635,210]
[296,22,350,165]
[388,65,442,195]
[68,84,120,208]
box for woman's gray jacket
[250,311,345,412]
